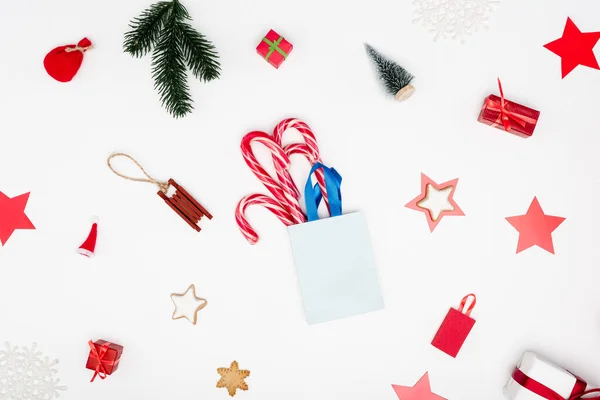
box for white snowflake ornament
[413,0,500,42]
[0,343,67,399]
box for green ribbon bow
[262,36,288,60]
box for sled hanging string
[107,153,212,232]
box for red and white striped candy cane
[276,119,329,209]
[273,118,319,198]
[284,143,328,209]
[240,131,305,225]
[274,118,319,159]
[235,193,296,244]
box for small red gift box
[431,294,476,358]
[256,29,293,69]
[478,79,540,138]
[85,339,123,382]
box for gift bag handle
[305,163,342,222]
[457,294,476,317]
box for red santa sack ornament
[44,38,93,82]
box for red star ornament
[506,197,565,254]
[544,17,600,78]
[0,192,35,246]
[392,372,447,400]
[405,173,464,232]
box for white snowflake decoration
[0,343,67,399]
[413,0,500,42]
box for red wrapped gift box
[478,79,540,138]
[256,29,293,69]
[85,339,123,382]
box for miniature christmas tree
[124,0,221,118]
[365,44,415,102]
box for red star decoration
[544,17,600,78]
[405,173,464,232]
[0,192,35,246]
[392,372,447,400]
[506,197,565,254]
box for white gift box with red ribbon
[504,351,598,400]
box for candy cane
[284,142,328,209]
[278,120,329,209]
[235,193,296,244]
[273,119,317,199]
[273,118,319,159]
[240,131,305,225]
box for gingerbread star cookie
[217,361,250,397]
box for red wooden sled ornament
[107,153,212,232]
[431,294,477,358]
[157,179,212,232]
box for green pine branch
[151,4,192,118]
[123,1,171,58]
[179,21,220,81]
[123,0,221,118]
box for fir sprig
[179,21,220,81]
[151,4,192,117]
[123,0,221,118]
[124,1,171,58]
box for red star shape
[392,372,447,400]
[0,192,35,246]
[405,173,464,232]
[544,17,600,78]
[506,197,565,254]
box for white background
[1,0,599,399]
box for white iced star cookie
[417,184,455,221]
[170,284,207,325]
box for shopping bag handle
[305,163,342,222]
[457,294,476,317]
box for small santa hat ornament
[77,217,98,258]
[44,37,93,82]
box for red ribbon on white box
[513,368,600,400]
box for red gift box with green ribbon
[256,29,292,68]
[478,79,540,138]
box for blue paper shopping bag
[287,163,384,324]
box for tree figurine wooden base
[395,84,416,102]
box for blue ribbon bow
[304,163,343,222]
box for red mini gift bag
[256,29,293,68]
[85,339,124,382]
[431,294,476,358]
